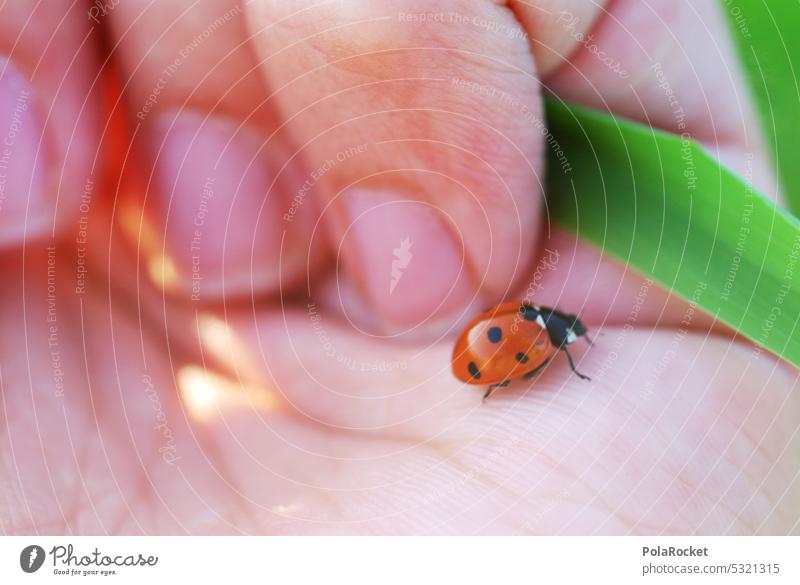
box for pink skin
[0,0,797,534]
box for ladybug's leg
[562,347,591,380]
[482,380,510,402]
[523,358,550,379]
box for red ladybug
[452,302,591,400]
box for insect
[451,302,592,401]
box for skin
[0,0,798,534]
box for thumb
[245,1,545,331]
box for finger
[244,0,546,330]
[0,1,98,246]
[506,0,776,340]
[106,0,319,300]
[514,0,776,197]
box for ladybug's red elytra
[452,302,592,401]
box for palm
[4,221,795,535]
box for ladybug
[452,302,592,401]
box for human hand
[1,0,796,534]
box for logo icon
[20,545,46,573]
[389,237,413,294]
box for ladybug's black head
[540,308,590,347]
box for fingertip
[146,110,313,300]
[336,188,477,332]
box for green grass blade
[723,0,800,212]
[545,98,800,366]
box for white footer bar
[1,536,797,584]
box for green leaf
[723,0,800,212]
[545,98,800,366]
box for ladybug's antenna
[583,334,594,347]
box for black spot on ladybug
[487,327,502,343]
[519,305,540,322]
[515,352,529,364]
[468,362,481,379]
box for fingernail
[340,189,474,329]
[152,111,290,299]
[0,58,47,237]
